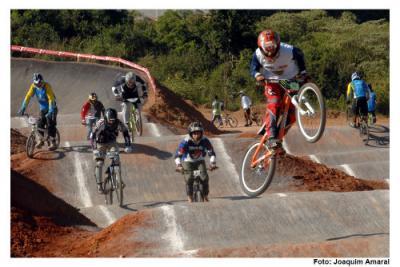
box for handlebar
[175,166,218,173]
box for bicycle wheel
[113,166,123,207]
[194,190,203,202]
[240,142,276,197]
[26,133,36,158]
[227,116,238,128]
[135,109,143,136]
[212,118,223,128]
[296,83,326,143]
[103,175,113,205]
[55,129,61,148]
[255,115,263,126]
[364,125,370,145]
[346,105,353,126]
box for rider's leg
[182,161,195,202]
[359,97,368,122]
[47,111,58,150]
[351,99,358,127]
[198,160,210,201]
[284,103,297,136]
[121,102,131,127]
[36,110,47,148]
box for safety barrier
[11,45,157,94]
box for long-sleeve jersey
[346,79,370,100]
[80,100,105,120]
[21,82,57,112]
[112,75,148,100]
[91,118,131,146]
[175,136,216,163]
[250,43,306,80]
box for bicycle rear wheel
[227,116,238,128]
[240,142,276,197]
[113,166,123,207]
[26,133,36,158]
[296,83,326,143]
[55,129,61,148]
[255,115,263,126]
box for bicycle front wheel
[296,83,326,143]
[135,109,143,136]
[113,166,123,207]
[227,116,238,128]
[103,176,113,205]
[240,142,276,197]
[26,133,36,158]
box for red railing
[11,45,157,94]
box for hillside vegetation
[11,10,389,114]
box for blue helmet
[351,72,360,81]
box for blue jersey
[175,136,216,162]
[347,79,369,99]
[368,91,376,112]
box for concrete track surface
[11,58,390,257]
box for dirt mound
[48,211,152,257]
[148,82,222,135]
[11,128,27,155]
[277,154,388,192]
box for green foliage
[11,10,389,114]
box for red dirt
[11,128,27,155]
[147,81,222,135]
[197,235,387,257]
[10,129,151,257]
[277,154,388,192]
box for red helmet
[257,30,281,58]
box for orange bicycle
[240,79,326,197]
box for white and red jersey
[250,42,306,80]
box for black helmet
[33,73,43,85]
[104,108,117,124]
[88,92,97,101]
[188,121,204,136]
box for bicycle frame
[250,82,293,168]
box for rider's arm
[292,46,306,75]
[21,84,36,110]
[250,51,263,79]
[118,121,131,147]
[174,139,188,166]
[45,83,57,113]
[80,101,90,121]
[203,138,216,164]
[346,82,353,102]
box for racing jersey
[346,79,370,99]
[175,136,216,163]
[112,75,147,101]
[80,100,105,120]
[368,90,376,112]
[21,82,57,112]
[91,118,130,146]
[250,43,306,80]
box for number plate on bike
[193,170,201,176]
[107,151,119,159]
